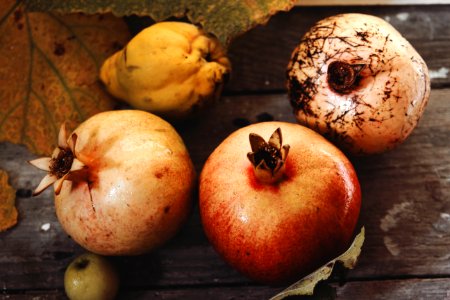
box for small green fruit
[64,253,119,300]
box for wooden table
[1,4,450,299]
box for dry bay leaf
[0,0,130,155]
[0,169,17,232]
[25,0,296,47]
[270,227,365,300]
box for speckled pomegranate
[287,13,430,155]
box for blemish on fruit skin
[164,206,171,214]
[155,166,170,179]
[75,258,90,269]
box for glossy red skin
[199,122,361,285]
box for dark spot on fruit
[256,112,274,122]
[233,118,251,128]
[16,23,23,30]
[126,65,140,72]
[164,206,171,214]
[53,43,65,56]
[246,251,251,256]
[67,35,76,41]
[287,73,318,117]
[155,172,163,179]
[356,30,370,42]
[75,258,90,270]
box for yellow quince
[100,21,231,119]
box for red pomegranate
[199,121,361,284]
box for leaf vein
[34,43,85,121]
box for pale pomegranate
[199,122,361,285]
[287,13,430,155]
[29,110,195,255]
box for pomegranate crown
[247,128,290,184]
[28,123,86,196]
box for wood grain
[2,278,450,299]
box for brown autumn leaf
[0,169,17,232]
[0,0,130,156]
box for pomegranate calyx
[327,61,366,94]
[29,123,86,196]
[247,128,290,184]
[50,147,74,179]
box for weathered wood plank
[0,88,448,292]
[335,278,450,299]
[225,5,450,93]
[2,278,450,299]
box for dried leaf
[0,169,18,232]
[0,0,130,155]
[25,0,296,46]
[270,227,365,300]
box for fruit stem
[327,61,366,94]
[74,258,90,270]
[247,128,290,184]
